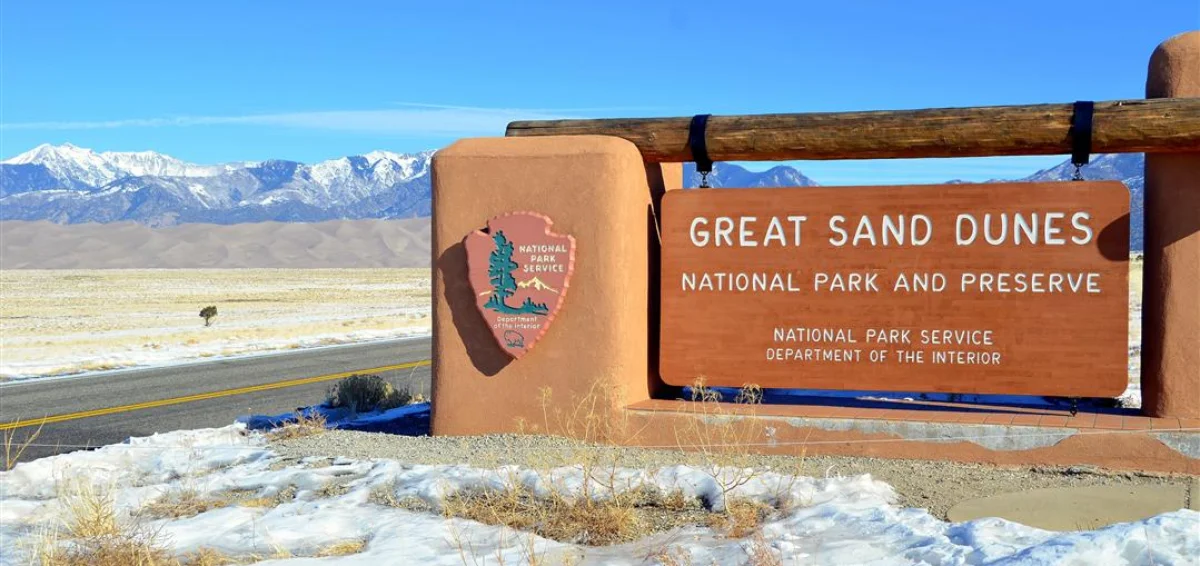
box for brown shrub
[325,373,412,412]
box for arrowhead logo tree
[483,230,549,315]
[465,212,575,359]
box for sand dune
[0,218,431,268]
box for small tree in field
[199,306,218,327]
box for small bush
[325,374,412,413]
[199,306,218,327]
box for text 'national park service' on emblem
[464,212,576,359]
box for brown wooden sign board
[659,181,1130,397]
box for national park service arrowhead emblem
[464,212,575,359]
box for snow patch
[1,425,1196,565]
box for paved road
[0,337,432,462]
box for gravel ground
[271,430,1192,519]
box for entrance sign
[465,212,575,359]
[660,182,1130,396]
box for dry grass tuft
[316,480,351,499]
[443,485,644,547]
[180,547,236,566]
[661,489,694,512]
[35,533,181,566]
[235,495,277,508]
[744,534,784,566]
[35,479,181,566]
[266,411,328,441]
[215,485,293,509]
[706,499,774,538]
[367,482,433,512]
[648,545,694,566]
[270,485,299,506]
[315,539,368,557]
[4,419,44,470]
[143,489,232,520]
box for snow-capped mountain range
[1,144,434,226]
[682,162,820,188]
[1,144,1145,248]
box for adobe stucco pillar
[1142,31,1200,419]
[430,136,675,435]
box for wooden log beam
[505,98,1200,162]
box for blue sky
[2,1,1196,184]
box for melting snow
[1,425,1195,565]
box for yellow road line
[0,360,431,431]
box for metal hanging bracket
[688,114,713,187]
[1070,101,1094,181]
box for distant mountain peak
[3,142,93,165]
[0,143,436,225]
[683,161,819,188]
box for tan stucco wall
[430,136,674,435]
[1143,31,1200,418]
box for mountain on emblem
[517,276,559,293]
[464,212,575,359]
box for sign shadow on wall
[1098,212,1132,261]
[436,241,513,376]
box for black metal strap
[1070,101,1094,178]
[688,114,713,186]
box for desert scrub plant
[535,382,652,502]
[199,305,217,327]
[325,373,413,412]
[672,379,773,513]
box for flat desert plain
[0,268,430,379]
[1,261,1143,398]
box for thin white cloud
[388,101,666,113]
[0,106,580,135]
